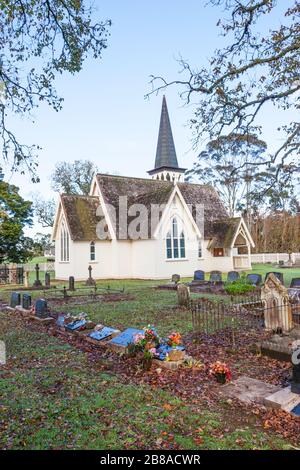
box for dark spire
[154,96,178,169]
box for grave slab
[264,385,300,412]
[29,315,54,325]
[65,319,86,331]
[219,376,280,405]
[107,328,143,350]
[153,357,186,370]
[85,327,121,346]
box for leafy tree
[0,1,111,179]
[33,195,56,228]
[187,133,267,218]
[149,0,300,192]
[51,159,98,195]
[32,233,53,256]
[0,179,33,262]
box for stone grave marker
[246,273,262,286]
[24,271,30,288]
[45,272,51,288]
[171,274,180,284]
[22,293,32,310]
[291,347,300,394]
[86,265,95,286]
[10,292,21,308]
[227,271,240,282]
[265,272,284,285]
[35,299,48,318]
[290,278,300,288]
[69,276,75,291]
[177,284,190,307]
[108,328,143,349]
[261,273,293,333]
[209,271,222,282]
[194,270,205,281]
[33,263,42,288]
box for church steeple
[148,96,186,182]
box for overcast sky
[2,0,293,235]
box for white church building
[52,96,254,280]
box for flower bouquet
[142,347,159,370]
[166,332,185,361]
[209,361,232,384]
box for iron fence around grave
[0,266,24,285]
[24,283,126,305]
[190,294,300,336]
[190,294,265,336]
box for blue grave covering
[108,328,144,347]
[89,327,119,341]
[291,402,300,416]
[65,319,86,331]
[156,342,185,361]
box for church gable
[52,195,105,242]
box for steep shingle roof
[154,96,179,169]
[60,175,238,245]
[61,195,103,241]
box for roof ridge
[96,173,174,184]
[61,193,98,198]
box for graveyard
[1,264,300,450]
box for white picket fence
[22,262,55,272]
[251,253,300,264]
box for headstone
[35,299,48,318]
[68,276,75,291]
[33,263,42,288]
[291,347,300,394]
[209,271,222,282]
[246,273,262,286]
[227,271,240,282]
[265,272,284,285]
[108,328,144,348]
[88,327,119,342]
[171,274,180,284]
[22,293,32,310]
[45,272,51,288]
[24,271,30,288]
[194,270,205,281]
[10,292,21,308]
[177,284,190,307]
[85,265,95,286]
[290,278,300,289]
[261,273,293,333]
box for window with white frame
[90,241,96,261]
[60,220,69,262]
[198,239,202,258]
[166,217,185,259]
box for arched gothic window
[166,218,185,259]
[60,220,69,262]
[90,241,96,261]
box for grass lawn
[1,263,300,337]
[0,313,292,450]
